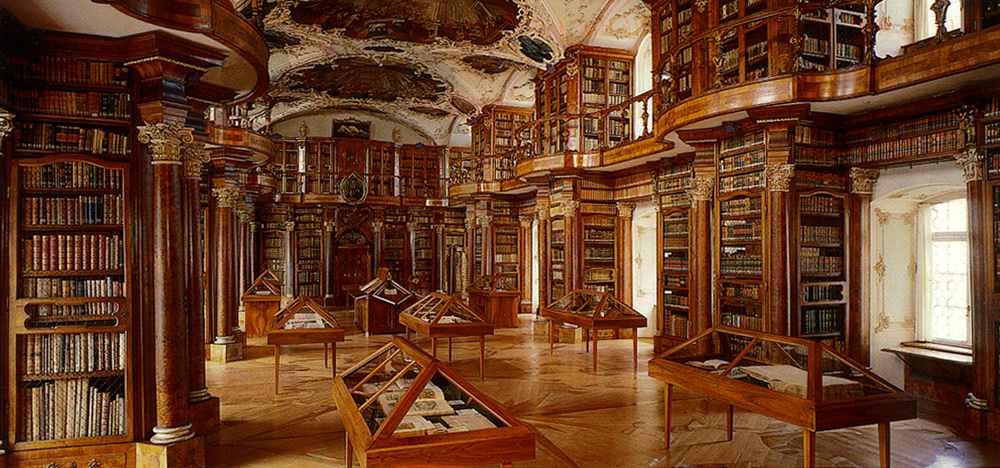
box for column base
[189,396,221,444]
[210,341,244,363]
[136,435,205,468]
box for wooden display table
[649,326,917,468]
[540,290,647,371]
[267,296,345,394]
[354,276,418,334]
[333,338,534,468]
[467,275,521,328]
[399,292,494,380]
[242,270,283,338]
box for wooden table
[398,292,494,380]
[649,326,917,468]
[266,296,345,394]
[540,290,647,371]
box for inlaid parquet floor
[204,311,1000,467]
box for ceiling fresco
[261,0,651,145]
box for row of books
[663,274,687,288]
[23,332,126,375]
[24,234,124,272]
[16,122,129,155]
[662,235,688,248]
[722,282,761,300]
[584,269,615,282]
[796,172,847,191]
[551,249,565,262]
[718,48,739,73]
[720,196,761,216]
[6,56,127,87]
[660,192,690,207]
[803,37,830,56]
[747,41,768,62]
[719,148,765,174]
[663,221,688,235]
[657,175,691,192]
[23,195,123,226]
[983,96,1000,118]
[583,284,613,293]
[296,271,320,283]
[719,171,765,192]
[801,225,842,244]
[721,130,765,154]
[663,253,689,271]
[609,82,629,95]
[720,256,763,276]
[495,234,518,245]
[801,307,843,335]
[584,247,614,260]
[801,195,843,214]
[800,251,843,276]
[22,277,124,300]
[663,292,689,307]
[608,69,630,81]
[986,122,1000,145]
[263,238,285,248]
[721,312,763,331]
[14,89,130,120]
[21,162,123,189]
[796,126,838,146]
[843,112,958,144]
[720,1,738,20]
[802,283,845,302]
[21,378,126,442]
[27,302,119,319]
[834,43,862,62]
[797,146,841,166]
[662,313,691,339]
[495,245,518,256]
[721,219,761,241]
[583,228,614,241]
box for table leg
[406,328,411,341]
[448,337,453,361]
[664,384,672,449]
[331,343,337,377]
[274,345,280,395]
[480,335,486,380]
[346,433,353,468]
[878,422,890,468]
[585,329,590,353]
[726,404,734,441]
[325,343,330,369]
[633,328,638,370]
[803,429,815,468]
[592,329,598,371]
[549,320,554,355]
[432,337,437,359]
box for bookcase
[381,210,408,283]
[491,203,520,289]
[799,6,866,72]
[399,145,441,199]
[794,183,848,339]
[442,210,466,295]
[472,223,484,279]
[368,140,395,197]
[549,216,566,302]
[470,105,533,159]
[656,163,693,344]
[842,110,961,166]
[581,215,616,294]
[410,211,435,294]
[714,0,771,85]
[716,129,766,333]
[259,205,288,279]
[293,206,323,297]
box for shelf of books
[472,224,484,280]
[491,203,520,288]
[9,155,132,449]
[800,6,866,72]
[796,187,847,339]
[549,216,566,302]
[442,210,467,295]
[581,215,616,294]
[400,145,441,199]
[843,110,961,166]
[411,211,435,295]
[293,206,322,298]
[717,130,766,334]
[534,72,567,155]
[368,140,395,197]
[260,205,288,280]
[471,106,533,159]
[656,162,692,344]
[794,123,841,167]
[579,53,632,152]
[382,213,408,283]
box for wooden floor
[204,311,1000,467]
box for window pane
[929,240,968,343]
[930,198,966,233]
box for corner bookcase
[656,162,693,345]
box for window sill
[882,341,972,366]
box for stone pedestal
[189,397,221,444]
[210,340,244,363]
[136,436,205,468]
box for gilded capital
[520,216,533,229]
[0,110,13,144]
[563,200,580,215]
[476,214,493,227]
[182,140,210,181]
[235,203,255,224]
[955,148,984,182]
[372,220,384,232]
[849,167,880,194]
[686,177,714,201]
[211,184,241,208]
[249,222,258,233]
[464,213,475,230]
[137,122,194,165]
[617,202,635,218]
[537,206,550,221]
[765,164,795,192]
[323,220,336,231]
[407,221,420,231]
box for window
[914,0,963,41]
[918,195,971,346]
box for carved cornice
[765,164,795,192]
[182,140,210,181]
[211,185,241,208]
[138,123,194,165]
[849,167,880,194]
[955,148,984,182]
[616,202,635,218]
[686,177,714,201]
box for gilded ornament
[0,111,13,144]
[137,122,194,165]
[686,177,714,201]
[182,141,210,180]
[765,164,795,192]
[617,202,635,218]
[372,220,384,232]
[849,167,880,194]
[563,200,580,214]
[211,185,241,208]
[283,220,296,231]
[955,148,983,182]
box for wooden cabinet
[656,162,693,346]
[794,187,848,340]
[467,275,520,329]
[354,277,417,335]
[800,6,866,72]
[242,271,283,338]
[332,338,534,468]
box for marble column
[372,220,384,281]
[282,219,296,303]
[564,199,581,292]
[182,141,211,403]
[765,164,795,336]
[537,205,550,305]
[478,214,494,277]
[464,212,476,293]
[324,220,336,305]
[137,123,195,444]
[848,167,878,366]
[435,224,446,293]
[212,184,240,345]
[687,178,714,337]
[616,202,635,306]
[236,202,254,321]
[519,216,533,313]
[407,220,420,283]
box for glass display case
[242,270,284,338]
[467,275,521,329]
[332,338,534,468]
[399,292,494,379]
[354,276,419,334]
[540,290,647,371]
[267,296,345,393]
[648,326,916,467]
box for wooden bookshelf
[470,105,533,160]
[259,205,289,281]
[293,206,323,298]
[581,215,616,294]
[656,163,693,346]
[410,210,435,295]
[491,203,520,289]
[442,210,466,295]
[800,6,866,72]
[549,216,566,302]
[794,187,848,340]
[399,145,441,199]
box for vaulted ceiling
[262,0,651,144]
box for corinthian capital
[686,177,714,201]
[765,164,795,192]
[849,167,880,194]
[235,203,255,224]
[138,122,194,165]
[955,148,984,182]
[563,200,580,215]
[617,202,635,218]
[0,110,13,145]
[212,184,241,208]
[182,140,210,181]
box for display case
[267,296,345,393]
[399,293,494,380]
[242,270,284,338]
[332,338,534,468]
[354,276,418,335]
[648,326,916,467]
[540,290,647,371]
[467,275,521,329]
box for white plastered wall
[632,199,658,337]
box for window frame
[915,191,972,348]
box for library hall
[5,0,1000,467]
